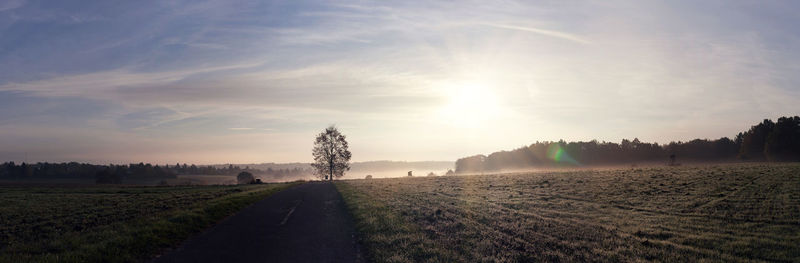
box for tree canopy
[311,126,352,181]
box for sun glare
[438,82,504,129]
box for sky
[1,0,799,164]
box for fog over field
[229,161,453,177]
[178,161,455,184]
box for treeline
[154,163,312,177]
[170,164,313,178]
[0,162,179,181]
[0,162,313,182]
[456,116,800,173]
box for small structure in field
[407,171,413,177]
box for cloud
[0,49,447,117]
[482,23,590,44]
[0,61,265,98]
[0,0,25,12]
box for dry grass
[336,163,800,262]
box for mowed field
[0,182,298,262]
[336,163,800,262]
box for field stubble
[337,163,800,262]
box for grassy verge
[0,182,302,262]
[335,181,454,262]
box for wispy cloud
[0,0,25,12]
[482,23,590,44]
[0,61,265,98]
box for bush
[237,172,255,184]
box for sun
[437,82,504,129]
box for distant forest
[0,160,452,183]
[230,161,453,173]
[0,162,311,183]
[456,116,800,173]
[3,117,797,180]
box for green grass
[0,182,302,262]
[337,163,800,262]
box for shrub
[236,172,255,184]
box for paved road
[154,182,361,263]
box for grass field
[336,163,800,262]
[0,182,300,262]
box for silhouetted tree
[311,126,352,181]
[765,116,800,161]
[739,119,775,160]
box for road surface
[154,182,361,263]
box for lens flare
[546,144,580,165]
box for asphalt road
[153,182,361,263]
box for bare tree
[311,126,352,181]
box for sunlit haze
[1,1,799,164]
